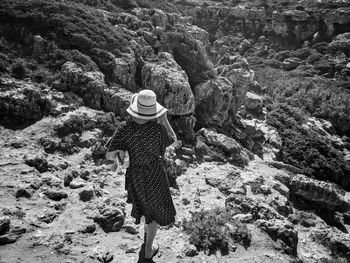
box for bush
[11,59,27,79]
[54,111,118,137]
[266,103,348,189]
[183,207,251,255]
[254,66,350,137]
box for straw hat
[126,89,167,120]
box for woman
[105,89,177,261]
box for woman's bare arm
[157,112,177,141]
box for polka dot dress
[106,120,176,226]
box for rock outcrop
[141,52,195,116]
[58,62,107,110]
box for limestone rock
[199,128,241,155]
[70,179,87,189]
[257,219,298,256]
[15,187,33,198]
[194,77,235,127]
[38,211,58,224]
[44,190,68,201]
[24,154,48,173]
[79,186,95,202]
[182,243,198,257]
[311,227,350,261]
[80,223,96,234]
[290,174,350,213]
[91,207,125,232]
[0,216,10,235]
[90,48,136,90]
[243,92,263,116]
[159,30,216,87]
[282,57,302,70]
[226,194,282,221]
[59,62,106,109]
[141,52,195,116]
[102,87,133,120]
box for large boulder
[198,128,250,166]
[102,87,133,120]
[199,128,241,155]
[90,48,137,90]
[59,62,106,109]
[141,52,195,116]
[216,55,255,118]
[290,174,350,213]
[0,78,52,128]
[90,206,125,233]
[142,52,196,143]
[243,92,264,117]
[194,76,235,128]
[257,219,298,256]
[311,227,350,261]
[159,30,216,88]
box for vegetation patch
[266,103,348,189]
[183,207,251,255]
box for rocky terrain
[0,0,350,262]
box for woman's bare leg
[145,221,158,258]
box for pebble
[125,245,139,253]
[16,187,33,198]
[79,187,94,202]
[122,224,139,235]
[44,190,68,201]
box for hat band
[137,101,156,108]
[129,107,164,117]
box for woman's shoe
[144,244,159,261]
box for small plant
[11,59,27,79]
[183,207,251,255]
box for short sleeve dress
[106,120,176,226]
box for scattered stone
[70,179,87,189]
[91,207,125,232]
[0,216,10,235]
[44,190,68,201]
[101,251,113,263]
[232,213,253,223]
[63,173,74,187]
[200,128,241,155]
[182,198,190,205]
[38,211,58,224]
[257,219,298,256]
[79,187,94,202]
[125,245,139,253]
[182,243,198,257]
[24,155,49,173]
[16,187,33,198]
[80,223,96,234]
[260,185,272,195]
[80,170,90,181]
[272,182,289,198]
[122,224,139,235]
[0,225,26,245]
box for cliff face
[180,0,350,49]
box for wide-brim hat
[126,89,167,120]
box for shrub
[266,103,348,189]
[11,59,27,79]
[183,207,251,255]
[254,66,350,136]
